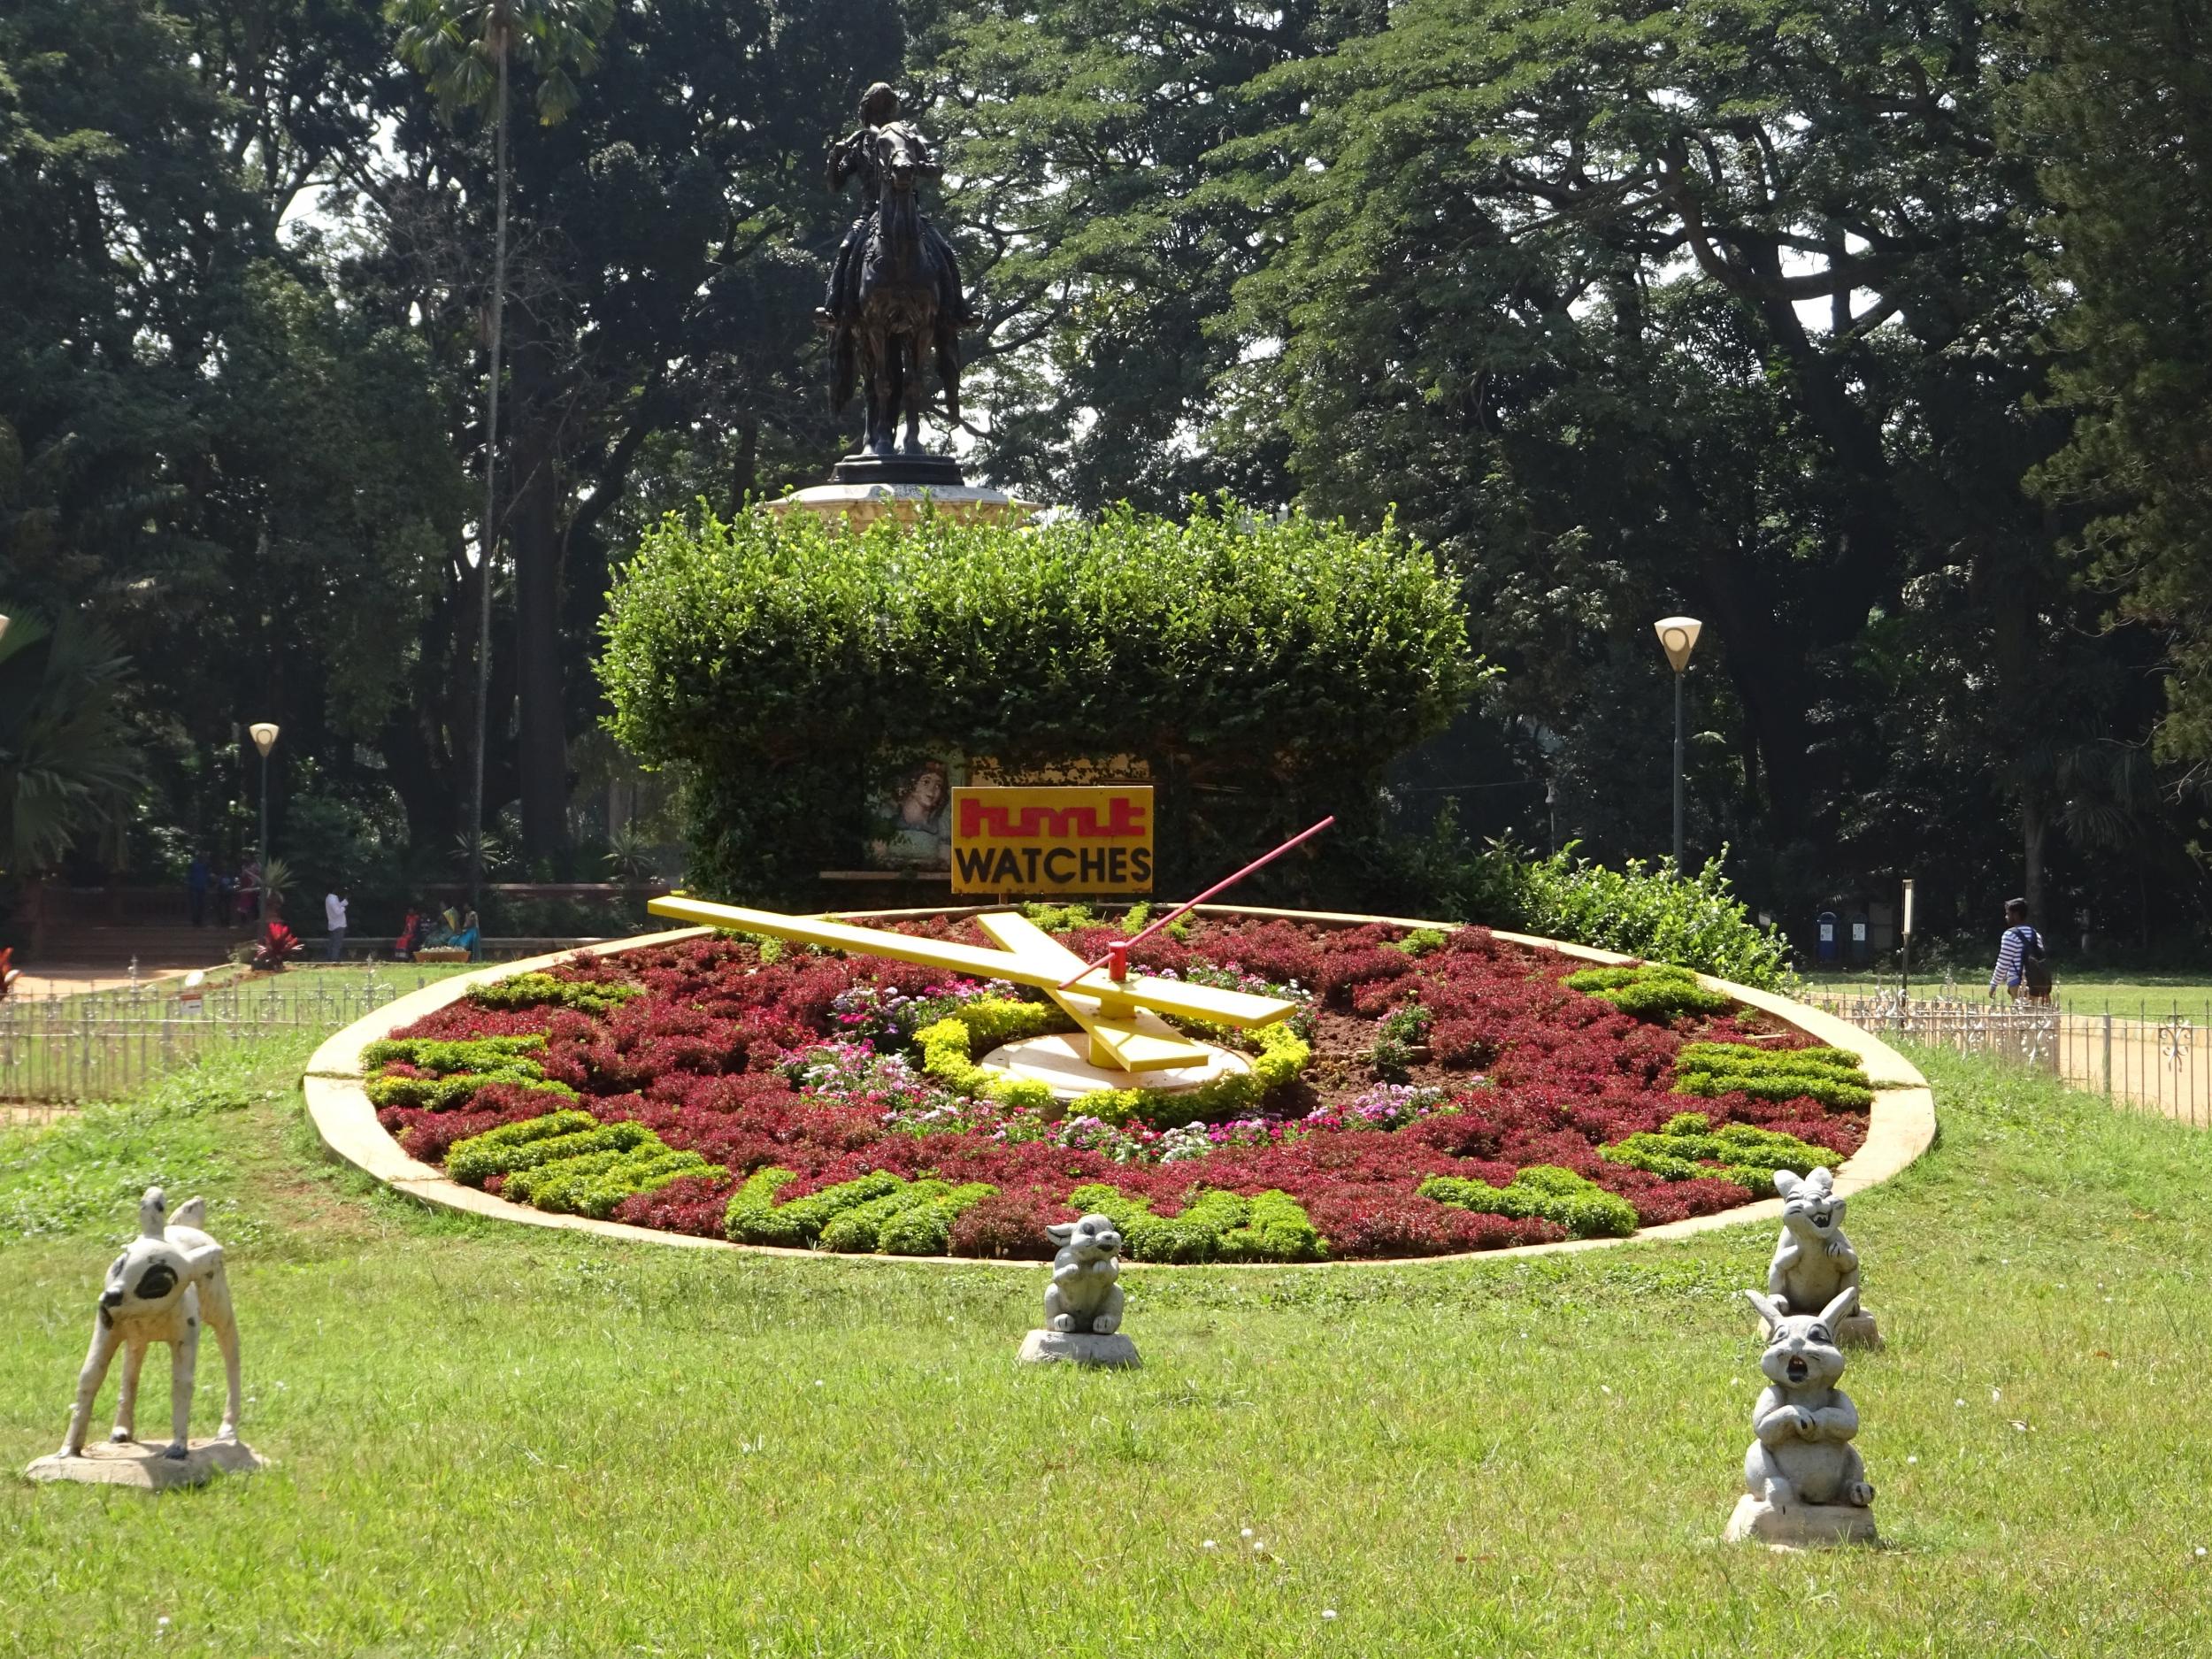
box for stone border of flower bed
[302,909,1935,1267]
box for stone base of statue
[27,1438,265,1491]
[831,451,966,487]
[1018,1329,1141,1369]
[765,477,1040,529]
[1837,1311,1883,1350]
[1724,1494,1877,1550]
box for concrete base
[1837,1312,1883,1350]
[1724,1494,1877,1549]
[979,1032,1250,1103]
[830,451,966,487]
[763,482,1040,528]
[1018,1329,1141,1368]
[26,1438,265,1491]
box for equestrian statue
[818,82,974,477]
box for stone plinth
[27,1439,265,1491]
[1836,1312,1883,1350]
[1018,1329,1141,1368]
[764,482,1040,528]
[979,1032,1250,1103]
[1724,1494,1877,1549]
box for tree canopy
[4,0,2209,956]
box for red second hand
[1058,815,1337,989]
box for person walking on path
[1989,897,2051,1002]
[324,887,349,963]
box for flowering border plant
[368,914,1877,1261]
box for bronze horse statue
[831,123,963,458]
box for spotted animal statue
[1043,1213,1125,1335]
[59,1187,242,1460]
[1767,1166,1859,1316]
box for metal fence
[0,964,453,1118]
[1804,984,2212,1127]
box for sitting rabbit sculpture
[1767,1166,1859,1316]
[1741,1286,1874,1511]
[1043,1213,1125,1335]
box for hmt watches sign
[950,786,1155,895]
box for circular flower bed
[362,913,1877,1263]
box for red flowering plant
[251,921,302,972]
[368,921,1880,1261]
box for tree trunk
[509,301,569,858]
[2024,798,2048,923]
[471,43,511,908]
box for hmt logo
[950,786,1154,895]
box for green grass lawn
[4,1025,2210,1655]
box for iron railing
[0,964,457,1117]
[1805,981,2210,1128]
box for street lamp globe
[250,722,280,757]
[1654,616,1703,673]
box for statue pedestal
[27,1438,265,1491]
[1018,1330,1141,1368]
[1724,1494,1877,1549]
[765,480,1041,529]
[1837,1311,1883,1350]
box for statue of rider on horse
[818,82,973,469]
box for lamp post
[1901,877,1916,1002]
[1653,616,1704,869]
[249,722,280,924]
[0,613,12,647]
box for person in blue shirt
[1989,898,2049,1001]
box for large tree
[391,0,612,877]
[918,0,1386,511]
[1210,0,2173,926]
[2017,0,2212,776]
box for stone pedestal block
[1724,1494,1877,1549]
[1836,1312,1883,1350]
[27,1438,265,1491]
[1018,1329,1141,1369]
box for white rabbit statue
[1726,1286,1878,1547]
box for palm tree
[388,0,611,913]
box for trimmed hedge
[1419,1165,1640,1239]
[441,1112,721,1217]
[446,1116,652,1186]
[1599,1111,1845,1196]
[1069,1021,1311,1130]
[599,499,1479,902]
[1410,833,1795,990]
[720,1167,997,1254]
[914,999,1066,1110]
[1563,963,1733,1024]
[1067,1182,1328,1263]
[362,1035,577,1112]
[469,972,645,1016]
[1671,1042,1875,1111]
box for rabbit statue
[1726,1286,1878,1547]
[1766,1168,1881,1348]
[1017,1213,1141,1368]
